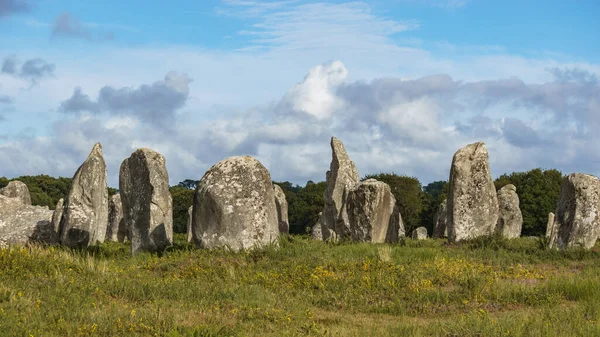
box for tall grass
[0,234,598,336]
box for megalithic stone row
[346,179,403,243]
[0,180,32,205]
[273,184,289,234]
[59,143,109,247]
[495,184,523,239]
[120,148,173,255]
[432,199,447,239]
[446,142,499,242]
[192,156,279,251]
[549,173,600,250]
[106,193,127,243]
[313,137,359,241]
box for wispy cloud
[222,1,419,52]
[52,12,116,41]
[1,56,55,84]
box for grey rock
[273,184,289,234]
[120,148,173,254]
[0,195,57,248]
[447,142,499,242]
[59,143,109,247]
[545,212,555,239]
[186,205,193,243]
[346,179,401,243]
[106,193,127,243]
[411,226,428,240]
[549,173,600,250]
[192,156,279,251]
[0,180,32,205]
[432,200,448,238]
[314,137,359,240]
[51,198,64,234]
[495,184,523,239]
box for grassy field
[1,235,599,337]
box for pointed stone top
[331,137,347,154]
[89,142,103,157]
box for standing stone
[186,205,193,243]
[549,173,600,250]
[0,181,32,205]
[192,156,279,251]
[495,184,523,239]
[346,179,401,243]
[273,184,289,234]
[411,226,428,240]
[59,143,109,247]
[447,142,499,242]
[0,195,56,247]
[545,212,555,239]
[313,137,360,240]
[432,200,448,238]
[311,212,324,240]
[51,198,64,234]
[106,193,127,243]
[120,148,173,254]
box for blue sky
[1,0,599,187]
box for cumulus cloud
[1,56,55,83]
[59,72,193,126]
[52,12,115,41]
[2,61,600,188]
[0,0,30,18]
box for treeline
[0,168,564,237]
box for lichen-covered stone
[549,173,600,250]
[186,205,193,243]
[51,198,64,234]
[120,148,173,254]
[346,179,401,243]
[273,184,289,234]
[0,195,56,248]
[545,212,555,239]
[432,200,448,238]
[0,180,32,205]
[447,142,499,242]
[314,137,359,240]
[496,184,523,239]
[411,226,428,240]
[106,193,127,242]
[192,156,279,251]
[59,143,109,247]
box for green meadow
[1,235,599,336]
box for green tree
[363,173,425,235]
[177,179,200,190]
[493,168,563,236]
[286,181,327,235]
[421,181,448,234]
[169,186,195,234]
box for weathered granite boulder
[549,173,600,250]
[0,181,32,205]
[432,200,448,238]
[106,193,127,242]
[186,205,193,243]
[545,212,555,239]
[120,148,173,254]
[0,195,56,247]
[59,143,109,247]
[447,142,499,242]
[411,226,428,240]
[51,198,64,233]
[273,184,289,234]
[495,184,523,239]
[192,156,279,251]
[346,179,401,243]
[313,137,359,240]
